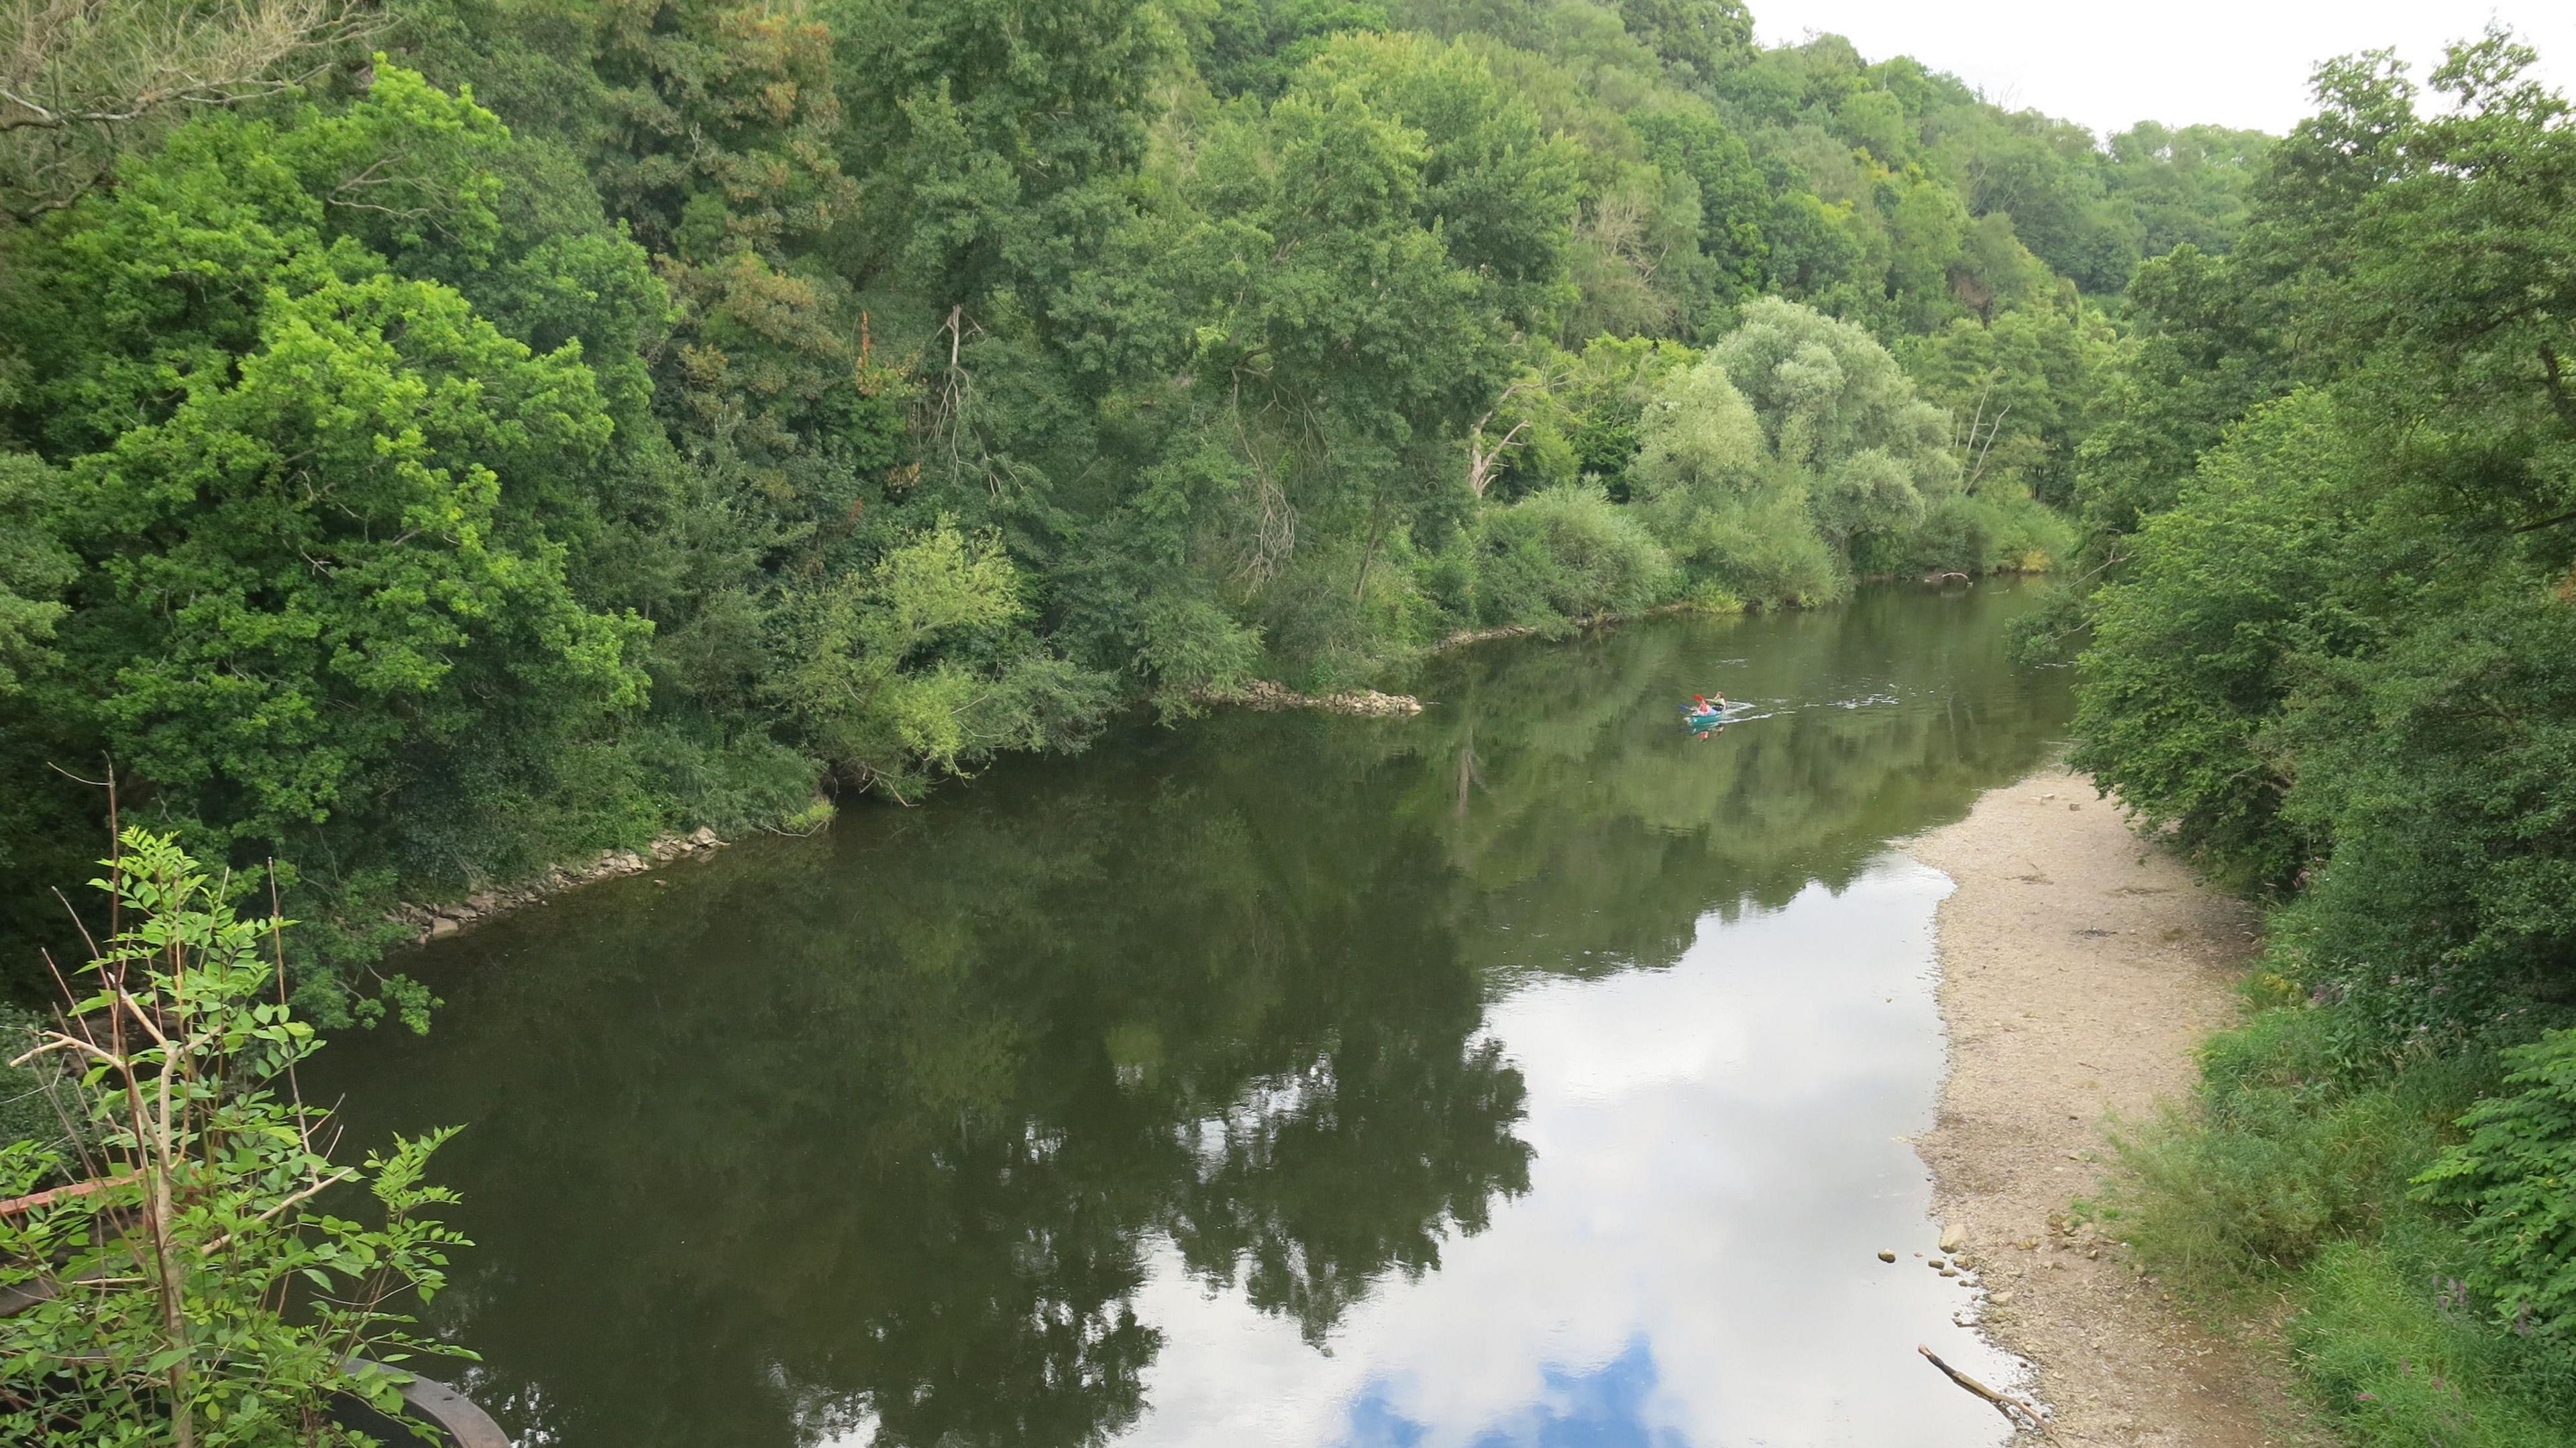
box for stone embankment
[392,826,729,944]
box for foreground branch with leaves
[0,829,470,1447]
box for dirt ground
[1907,766,2322,1447]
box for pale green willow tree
[1707,296,1962,543]
[1627,351,1835,604]
[1628,298,1962,603]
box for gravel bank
[1907,766,2319,1447]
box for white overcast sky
[1751,1,2576,137]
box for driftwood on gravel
[1918,1344,2048,1433]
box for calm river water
[327,581,2075,1448]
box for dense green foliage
[2068,32,2576,1038]
[2105,1004,2576,1446]
[0,832,470,1447]
[2058,25,2576,1439]
[0,1,2265,1007]
[34,4,2576,1437]
[2414,1029,2576,1338]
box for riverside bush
[1466,486,1674,628]
[2414,1029,2576,1337]
[2294,1236,2576,1448]
[0,832,473,1446]
[0,1003,65,1164]
[1854,492,2072,578]
[2108,1005,2442,1289]
[2103,997,2576,1443]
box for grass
[2294,1235,2576,1447]
[2095,997,2576,1447]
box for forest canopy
[0,0,2264,1007]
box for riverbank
[389,827,737,944]
[1908,766,2318,1447]
[1191,679,1426,716]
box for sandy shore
[1907,766,2318,1447]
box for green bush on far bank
[0,1004,66,1162]
[1441,485,1675,630]
[1856,491,2073,579]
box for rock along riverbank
[391,826,731,946]
[1193,679,1426,716]
[1907,765,2319,1448]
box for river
[324,581,2075,1448]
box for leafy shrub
[2415,1029,2576,1337]
[1856,491,2072,577]
[1468,485,1673,627]
[1676,485,1845,607]
[773,519,1115,801]
[2273,588,2576,1046]
[1132,590,1265,718]
[2070,391,2377,892]
[2001,578,2092,665]
[1256,540,1424,689]
[2108,1006,2443,1291]
[630,724,825,838]
[2100,998,2576,1442]
[779,795,839,834]
[0,830,473,1447]
[0,1004,70,1163]
[2294,1236,2576,1448]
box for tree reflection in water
[320,582,2069,1448]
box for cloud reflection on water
[1124,860,2020,1448]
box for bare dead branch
[2,0,380,213]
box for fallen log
[1917,1343,2047,1433]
